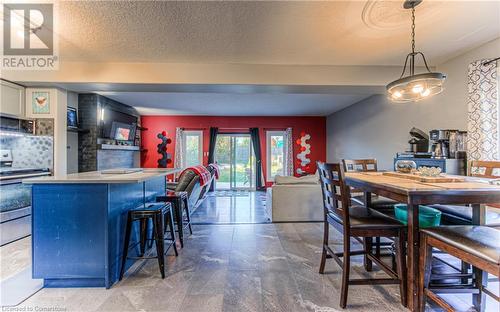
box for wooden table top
[345,172,500,196]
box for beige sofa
[266,174,323,222]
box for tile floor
[12,223,409,312]
[1,191,498,312]
[191,191,270,224]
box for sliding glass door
[215,134,255,190]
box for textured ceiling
[97,91,371,116]
[55,0,500,66]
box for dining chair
[317,162,407,308]
[430,160,500,226]
[342,158,400,268]
[342,158,399,213]
[428,160,500,288]
[419,226,500,312]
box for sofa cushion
[274,174,318,185]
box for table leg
[406,203,420,311]
[471,203,486,225]
[363,192,373,271]
[471,203,487,310]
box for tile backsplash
[0,135,53,169]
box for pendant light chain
[411,7,416,54]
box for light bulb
[421,89,431,97]
[393,91,402,98]
[412,84,424,94]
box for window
[266,131,286,181]
[182,130,203,167]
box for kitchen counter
[23,168,180,184]
[28,167,180,288]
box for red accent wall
[140,116,326,184]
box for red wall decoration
[296,132,311,175]
[156,131,172,168]
[140,116,326,185]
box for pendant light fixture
[387,0,446,102]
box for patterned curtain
[284,127,294,176]
[467,60,499,161]
[174,128,184,173]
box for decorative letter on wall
[157,131,172,168]
[296,132,311,175]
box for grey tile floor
[3,223,498,311]
[191,191,270,224]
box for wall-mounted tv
[101,107,138,141]
[110,121,136,141]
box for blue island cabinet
[31,175,166,288]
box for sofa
[266,174,323,222]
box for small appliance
[408,127,429,153]
[429,129,467,159]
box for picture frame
[32,91,50,114]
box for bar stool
[419,226,500,311]
[119,203,177,280]
[157,191,193,248]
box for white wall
[327,38,500,170]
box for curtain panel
[467,59,499,161]
[207,127,219,164]
[284,127,294,176]
[250,128,265,190]
[174,128,184,176]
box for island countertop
[23,168,181,184]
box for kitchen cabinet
[0,80,25,117]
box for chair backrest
[175,169,200,195]
[317,161,352,228]
[467,160,500,179]
[342,158,378,172]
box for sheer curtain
[174,127,184,171]
[467,59,499,161]
[284,127,294,176]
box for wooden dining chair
[431,160,500,225]
[342,158,400,269]
[419,226,500,312]
[342,158,399,212]
[317,162,407,308]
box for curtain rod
[483,57,500,65]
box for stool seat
[129,203,169,219]
[421,226,500,265]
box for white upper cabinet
[1,80,25,117]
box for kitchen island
[23,168,179,288]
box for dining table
[344,171,500,312]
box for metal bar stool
[157,191,193,248]
[119,203,177,280]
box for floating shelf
[98,144,140,151]
[67,127,89,133]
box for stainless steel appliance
[0,150,50,246]
[429,129,452,158]
[429,129,467,159]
